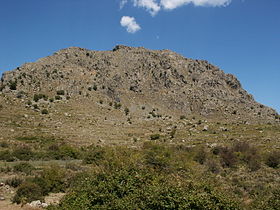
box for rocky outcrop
[0,45,278,121]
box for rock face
[0,45,277,121]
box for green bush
[12,182,43,204]
[5,177,23,188]
[13,162,35,175]
[220,147,237,168]
[33,93,48,102]
[124,107,129,115]
[150,134,160,140]
[180,115,186,120]
[92,84,97,91]
[114,102,122,109]
[39,166,67,193]
[51,169,240,210]
[55,95,62,100]
[46,144,81,160]
[12,147,34,161]
[56,90,65,95]
[33,104,39,109]
[9,80,17,90]
[0,150,15,161]
[194,146,207,164]
[144,143,171,170]
[41,109,49,115]
[83,146,106,164]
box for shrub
[47,144,81,160]
[5,177,23,188]
[150,134,160,140]
[180,115,186,120]
[144,143,171,170]
[51,169,240,210]
[92,84,97,91]
[49,98,54,102]
[55,95,62,100]
[124,107,129,115]
[33,93,47,102]
[13,147,34,161]
[266,151,280,168]
[207,160,220,174]
[13,162,35,175]
[33,104,39,109]
[194,146,207,164]
[56,90,65,95]
[220,147,237,168]
[0,150,15,161]
[9,80,17,90]
[83,146,106,164]
[12,182,43,204]
[114,102,122,109]
[41,109,49,115]
[39,166,67,193]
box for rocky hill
[0,45,278,144]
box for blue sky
[0,0,279,112]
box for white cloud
[160,0,231,10]
[120,16,141,33]
[120,0,128,9]
[133,0,161,16]
[120,0,232,15]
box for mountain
[0,45,278,144]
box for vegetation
[33,93,48,102]
[56,90,65,95]
[41,109,49,115]
[150,133,160,140]
[9,80,17,90]
[0,140,277,209]
[55,95,62,100]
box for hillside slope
[0,45,278,144]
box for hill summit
[0,45,278,144]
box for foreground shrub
[49,169,240,210]
[13,165,67,204]
[35,166,67,194]
[12,182,43,204]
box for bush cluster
[13,166,67,204]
